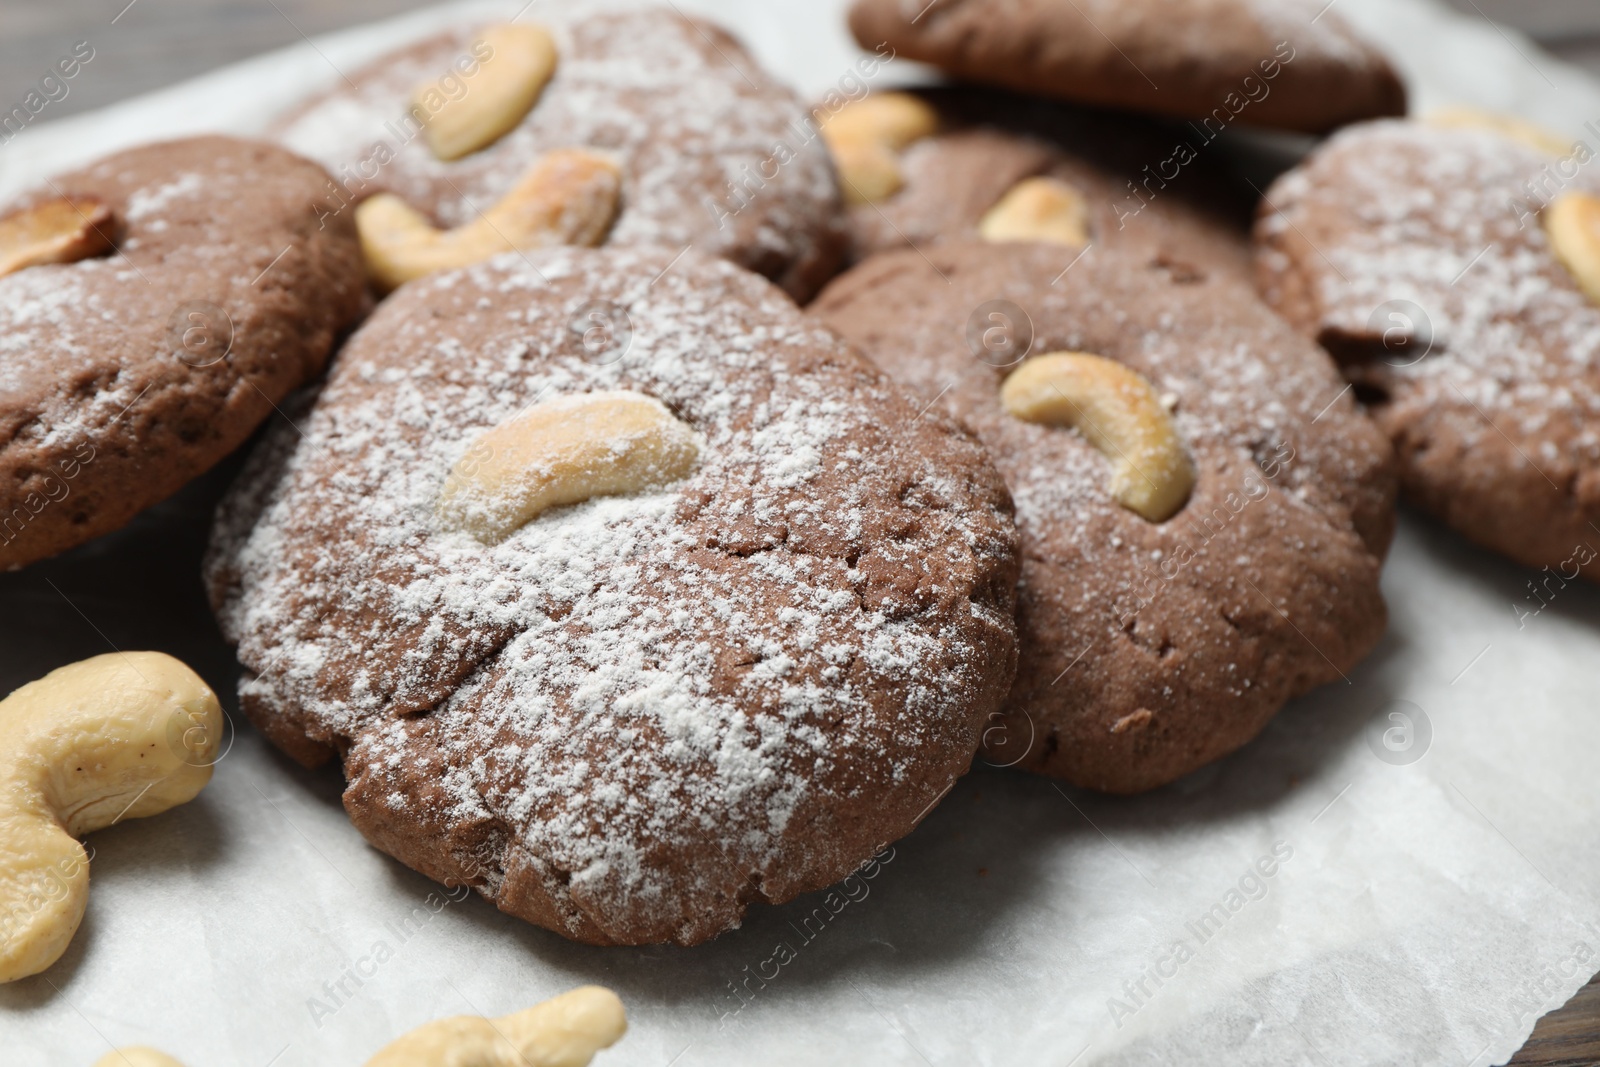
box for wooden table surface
[2,1,1598,1064]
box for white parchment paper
[3,1,1600,1064]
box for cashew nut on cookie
[94,986,627,1067]
[1425,106,1574,158]
[1546,190,1600,307]
[1001,352,1195,522]
[819,92,939,204]
[979,177,1090,247]
[0,652,222,983]
[0,195,117,278]
[415,23,559,162]
[356,148,621,292]
[438,390,701,543]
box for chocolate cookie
[0,136,364,570]
[1254,119,1600,578]
[273,9,846,301]
[849,0,1406,134]
[815,242,1394,793]
[204,246,1019,945]
[819,86,1254,271]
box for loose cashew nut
[367,985,626,1067]
[1001,352,1195,522]
[0,652,222,983]
[979,176,1090,247]
[1545,190,1600,306]
[356,148,621,292]
[818,92,939,205]
[93,986,627,1067]
[1426,106,1573,158]
[416,23,559,161]
[0,196,117,278]
[93,1050,186,1067]
[438,391,701,543]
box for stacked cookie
[19,0,1586,957]
[815,0,1409,793]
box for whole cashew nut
[438,391,701,543]
[415,23,559,162]
[93,986,627,1067]
[1425,106,1573,158]
[1546,190,1600,307]
[366,986,626,1067]
[979,177,1090,248]
[0,652,222,983]
[0,196,117,278]
[818,92,939,205]
[93,1050,187,1067]
[1001,352,1195,522]
[356,148,621,293]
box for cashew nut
[92,986,627,1067]
[438,391,701,543]
[1426,106,1573,157]
[93,1050,186,1067]
[0,652,222,983]
[356,148,621,292]
[0,196,116,278]
[1545,190,1600,306]
[367,985,626,1067]
[1001,352,1195,522]
[979,176,1090,247]
[818,92,939,205]
[416,23,559,162]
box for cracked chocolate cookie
[273,9,847,302]
[204,246,1018,945]
[1253,119,1600,578]
[848,0,1405,134]
[815,241,1394,793]
[0,136,365,570]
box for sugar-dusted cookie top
[205,246,1018,945]
[848,0,1405,134]
[816,242,1393,793]
[0,136,365,570]
[274,8,846,301]
[1254,119,1600,576]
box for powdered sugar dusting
[272,5,840,291]
[1258,120,1600,437]
[207,246,1016,942]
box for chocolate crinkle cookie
[0,136,365,570]
[815,241,1394,793]
[848,0,1405,134]
[1254,119,1600,578]
[204,246,1018,945]
[272,7,847,301]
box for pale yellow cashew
[93,1049,186,1067]
[0,653,222,983]
[438,391,701,543]
[356,148,621,293]
[819,92,939,205]
[979,177,1090,247]
[1426,106,1573,157]
[0,196,116,278]
[1001,352,1195,522]
[94,986,627,1067]
[367,986,626,1067]
[1545,190,1600,307]
[415,23,559,162]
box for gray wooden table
[2,1,1598,1063]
